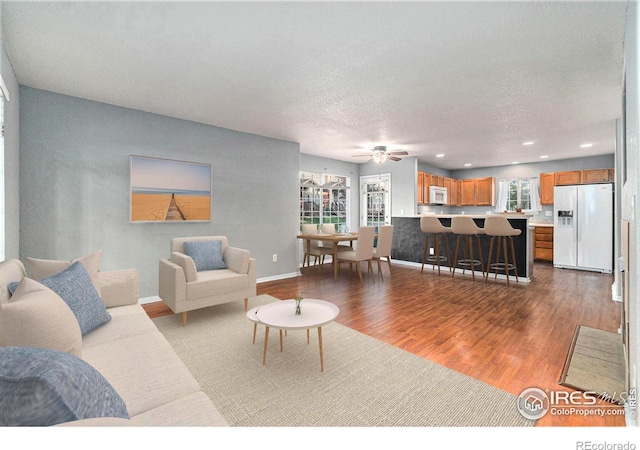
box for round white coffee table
[256,299,339,372]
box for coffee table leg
[318,326,324,372]
[262,326,269,365]
[279,329,283,352]
[307,329,310,344]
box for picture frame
[130,155,212,223]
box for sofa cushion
[82,304,160,349]
[0,278,83,357]
[183,240,227,271]
[34,261,111,335]
[187,269,249,299]
[26,250,102,296]
[81,332,202,417]
[0,346,129,426]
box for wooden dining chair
[301,224,332,269]
[335,226,376,283]
[372,225,394,280]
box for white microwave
[429,186,448,205]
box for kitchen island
[391,214,534,280]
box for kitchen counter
[391,215,533,280]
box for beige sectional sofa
[0,258,227,426]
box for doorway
[360,173,391,229]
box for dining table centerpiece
[294,295,303,315]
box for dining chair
[372,225,394,280]
[335,226,376,283]
[301,224,333,269]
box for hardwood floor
[143,259,625,427]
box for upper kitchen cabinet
[554,171,581,185]
[418,172,426,204]
[540,172,554,205]
[475,177,496,206]
[449,179,460,206]
[460,179,476,206]
[581,168,611,184]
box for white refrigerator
[553,183,613,273]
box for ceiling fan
[351,146,409,164]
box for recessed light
[511,162,519,164]
[539,155,549,159]
[523,141,534,146]
[464,163,472,167]
[435,154,445,158]
[580,143,593,148]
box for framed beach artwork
[130,155,212,222]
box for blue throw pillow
[183,240,227,271]
[34,261,111,335]
[0,346,129,426]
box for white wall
[623,0,639,427]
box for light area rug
[153,294,535,427]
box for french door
[360,174,391,230]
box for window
[506,178,531,211]
[300,172,349,232]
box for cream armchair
[159,236,257,325]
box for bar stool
[420,215,451,275]
[484,215,521,286]
[450,216,485,281]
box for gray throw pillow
[33,261,111,335]
[0,346,129,426]
[183,240,227,271]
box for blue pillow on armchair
[183,240,227,271]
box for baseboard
[139,295,161,305]
[257,272,301,283]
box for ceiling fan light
[372,153,387,164]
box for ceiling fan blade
[389,151,409,156]
[388,156,402,161]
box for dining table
[296,232,359,280]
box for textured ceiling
[1,1,628,169]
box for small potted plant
[515,204,522,213]
[294,294,303,315]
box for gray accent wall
[19,87,300,297]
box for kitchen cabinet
[475,177,495,206]
[554,171,581,186]
[450,179,460,206]
[581,169,610,184]
[418,172,426,204]
[534,226,554,261]
[443,178,452,205]
[431,175,444,187]
[460,179,475,206]
[540,173,555,205]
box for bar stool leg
[468,235,475,281]
[502,235,510,286]
[509,236,519,282]
[434,233,441,275]
[494,236,502,280]
[444,234,452,273]
[485,236,495,283]
[421,234,430,273]
[452,236,461,279]
[476,234,484,277]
